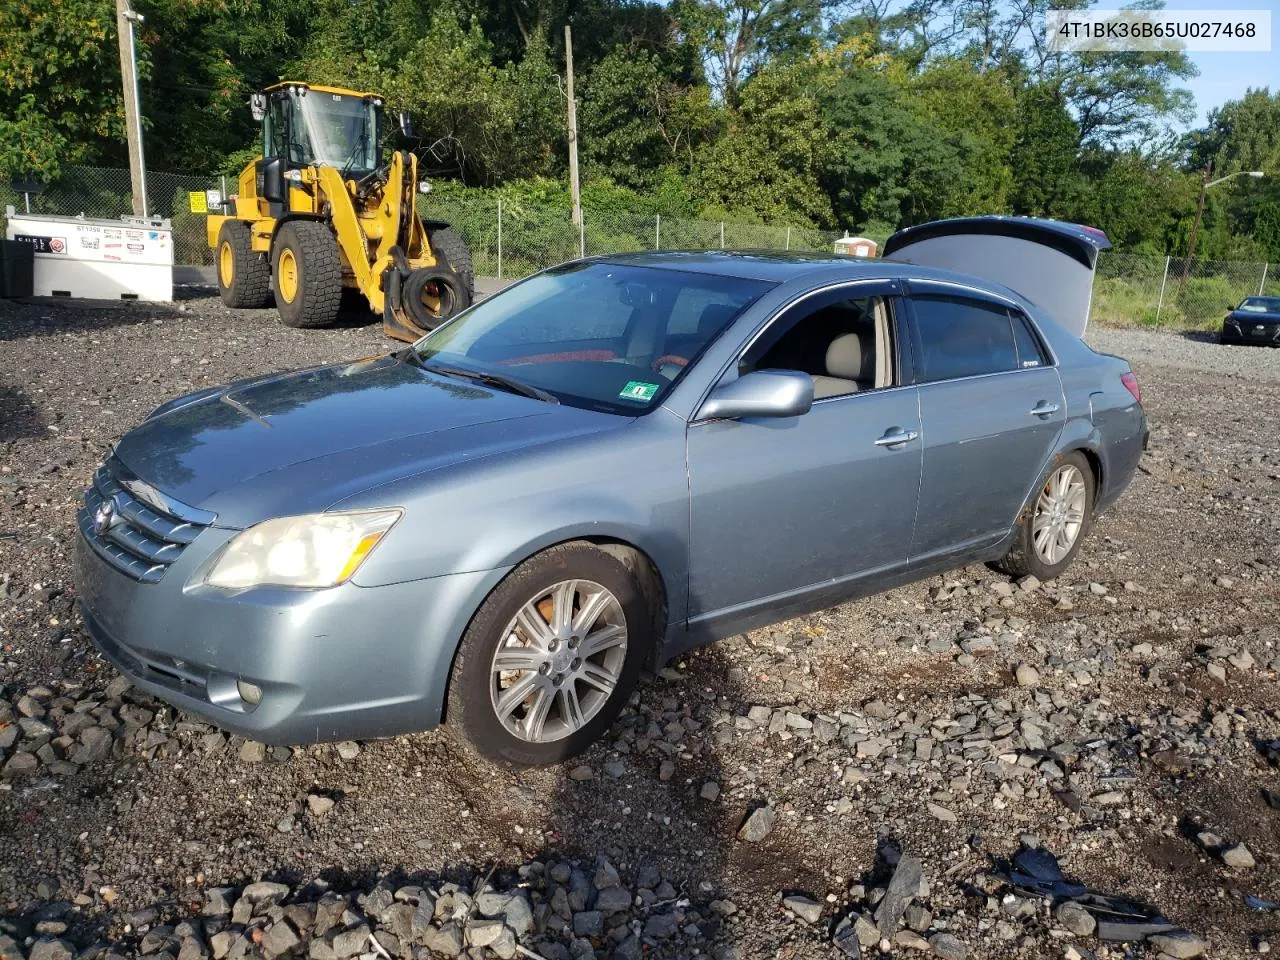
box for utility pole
[115,0,148,217]
[1181,160,1210,282]
[565,25,581,229]
[1181,164,1266,282]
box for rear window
[911,295,1019,382]
[1010,311,1049,368]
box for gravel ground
[1,292,1278,960]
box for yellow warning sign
[188,191,208,214]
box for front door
[686,283,922,626]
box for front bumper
[75,530,505,744]
[1222,322,1280,345]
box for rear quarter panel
[1042,322,1146,513]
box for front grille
[78,458,215,584]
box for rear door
[904,283,1065,560]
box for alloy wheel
[489,579,628,743]
[1032,464,1087,565]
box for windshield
[413,262,774,414]
[277,89,379,174]
[1238,297,1280,313]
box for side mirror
[398,111,415,139]
[697,370,814,421]
[249,93,267,122]
[259,157,286,204]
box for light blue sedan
[74,217,1148,765]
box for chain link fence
[5,166,1276,329]
[2,166,846,276]
[1094,252,1279,329]
[419,196,848,281]
[1,166,225,266]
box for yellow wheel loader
[206,82,473,342]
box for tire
[426,225,474,301]
[216,221,271,308]
[403,268,471,332]
[272,221,342,328]
[446,542,652,766]
[993,451,1095,581]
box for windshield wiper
[340,119,371,180]
[423,362,559,404]
[393,346,426,368]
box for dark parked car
[75,217,1148,765]
[1221,295,1280,345]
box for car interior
[741,296,894,397]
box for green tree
[0,0,125,175]
[672,0,825,107]
[690,63,831,223]
[1008,85,1081,218]
[580,46,713,189]
[819,67,990,229]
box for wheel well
[583,537,669,667]
[438,536,671,724]
[1068,446,1103,499]
[269,214,326,247]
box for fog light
[237,679,263,707]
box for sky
[1152,0,1280,127]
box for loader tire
[216,221,271,309]
[426,225,475,302]
[403,268,470,332]
[272,221,342,328]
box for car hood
[113,355,618,525]
[1229,310,1280,323]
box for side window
[911,295,1018,383]
[264,99,287,159]
[1010,311,1049,368]
[740,293,897,399]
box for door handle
[874,428,919,447]
[1029,401,1060,418]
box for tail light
[1121,371,1142,404]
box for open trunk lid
[882,216,1112,338]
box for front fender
[346,416,691,619]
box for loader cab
[252,83,384,212]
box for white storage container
[4,211,174,302]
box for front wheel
[993,451,1095,581]
[446,543,651,766]
[272,221,342,328]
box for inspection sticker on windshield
[619,380,659,402]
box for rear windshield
[1239,297,1280,313]
[414,263,774,414]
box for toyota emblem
[92,499,115,537]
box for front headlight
[205,510,401,589]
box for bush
[1176,277,1238,326]
[1092,277,1157,326]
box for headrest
[826,332,868,379]
[697,302,740,336]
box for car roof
[592,250,1029,303]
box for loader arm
[314,152,426,315]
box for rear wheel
[272,221,342,328]
[993,451,1095,581]
[216,221,271,308]
[446,543,651,766]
